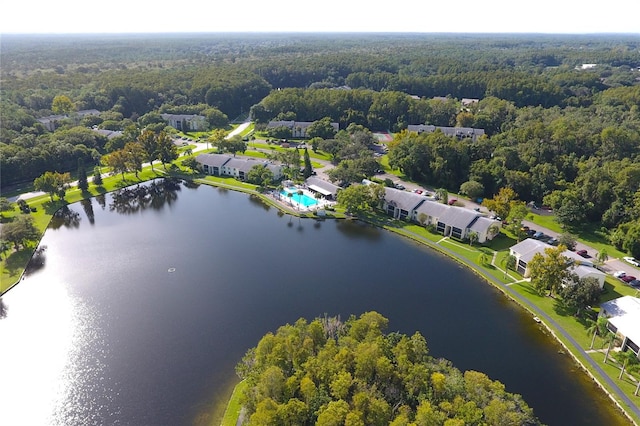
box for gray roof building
[305,176,342,199]
[407,124,485,142]
[380,186,499,243]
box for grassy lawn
[527,212,628,260]
[4,153,640,423]
[219,380,247,426]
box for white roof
[601,296,640,349]
[308,184,332,196]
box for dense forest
[236,312,540,425]
[1,33,639,255]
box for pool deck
[274,186,334,212]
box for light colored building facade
[266,120,339,138]
[380,186,499,243]
[407,124,485,142]
[195,153,282,181]
[600,296,640,359]
[161,114,208,131]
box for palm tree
[596,249,609,267]
[468,231,479,246]
[435,188,448,205]
[501,254,516,279]
[487,223,501,240]
[615,350,638,379]
[586,316,609,349]
[287,191,293,206]
[603,330,618,364]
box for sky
[2,0,639,34]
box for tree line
[236,311,540,425]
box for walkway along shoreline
[365,222,640,426]
[4,176,639,425]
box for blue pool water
[281,188,319,207]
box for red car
[576,250,589,258]
[621,275,636,283]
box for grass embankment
[219,380,247,426]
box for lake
[0,180,629,425]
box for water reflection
[248,194,270,212]
[95,194,106,210]
[25,244,47,275]
[109,178,181,214]
[336,219,383,241]
[81,199,95,225]
[0,298,7,318]
[49,206,81,230]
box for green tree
[0,197,14,216]
[303,148,313,179]
[435,188,448,205]
[181,157,199,172]
[247,164,275,187]
[596,248,609,266]
[501,254,516,279]
[2,216,39,250]
[236,312,540,425]
[156,131,178,169]
[586,316,610,350]
[459,180,484,200]
[482,187,518,220]
[51,94,75,115]
[527,245,571,296]
[307,118,337,139]
[337,184,375,215]
[615,350,639,380]
[93,166,103,186]
[468,231,479,246]
[34,171,71,201]
[558,276,601,317]
[138,129,158,171]
[77,158,88,191]
[557,232,577,251]
[105,149,130,179]
[124,142,147,178]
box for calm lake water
[0,180,630,425]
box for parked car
[629,279,640,288]
[533,231,546,239]
[623,257,640,267]
[448,199,457,205]
[547,237,559,246]
[621,275,636,283]
[613,271,627,278]
[394,183,405,190]
[526,229,536,237]
[576,250,589,258]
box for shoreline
[3,177,637,425]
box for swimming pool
[281,188,319,208]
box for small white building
[195,153,282,181]
[509,238,593,277]
[406,124,485,142]
[600,296,640,359]
[266,120,339,138]
[161,114,208,131]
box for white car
[623,257,640,267]
[613,271,627,278]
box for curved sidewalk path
[399,231,640,422]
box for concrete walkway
[387,225,640,422]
